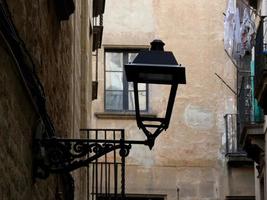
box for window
[105,49,148,112]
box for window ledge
[226,153,254,166]
[225,196,255,200]
[95,112,157,120]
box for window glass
[128,53,138,63]
[106,52,123,71]
[105,50,148,112]
[128,91,135,110]
[128,83,146,90]
[106,72,123,90]
[105,91,123,110]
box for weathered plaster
[184,104,214,130]
[92,0,252,199]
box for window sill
[94,112,157,120]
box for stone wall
[7,0,73,137]
[0,35,58,199]
[0,0,92,199]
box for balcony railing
[225,76,255,155]
[225,114,244,155]
[82,129,126,200]
[239,75,252,130]
[225,74,263,156]
[238,74,264,129]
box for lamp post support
[33,128,148,179]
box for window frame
[104,48,149,112]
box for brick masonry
[0,38,57,199]
[0,0,92,199]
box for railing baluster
[87,130,90,200]
[114,163,118,200]
[92,163,95,200]
[121,130,126,199]
[80,129,131,200]
[95,130,98,199]
[100,163,103,196]
[105,130,108,198]
[108,163,111,199]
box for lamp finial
[150,39,165,51]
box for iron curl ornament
[33,125,145,179]
[34,137,132,179]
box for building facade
[236,0,267,200]
[223,0,267,200]
[91,1,255,200]
[0,0,259,200]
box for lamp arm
[33,135,149,179]
[33,138,132,179]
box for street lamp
[33,40,185,180]
[124,39,186,149]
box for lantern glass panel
[128,90,147,111]
[149,84,171,117]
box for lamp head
[124,39,186,149]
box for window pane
[128,82,133,90]
[106,52,123,71]
[128,82,146,91]
[105,49,148,112]
[138,83,146,90]
[128,91,147,111]
[106,72,123,90]
[128,53,138,63]
[106,91,123,110]
[128,91,135,110]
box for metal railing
[82,129,126,200]
[224,114,243,154]
[238,75,254,132]
[225,74,263,155]
[238,74,264,131]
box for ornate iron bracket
[33,138,132,179]
[33,123,147,179]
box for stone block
[199,181,215,198]
[179,182,198,198]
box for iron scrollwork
[34,138,131,179]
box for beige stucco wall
[226,166,255,196]
[92,1,251,200]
